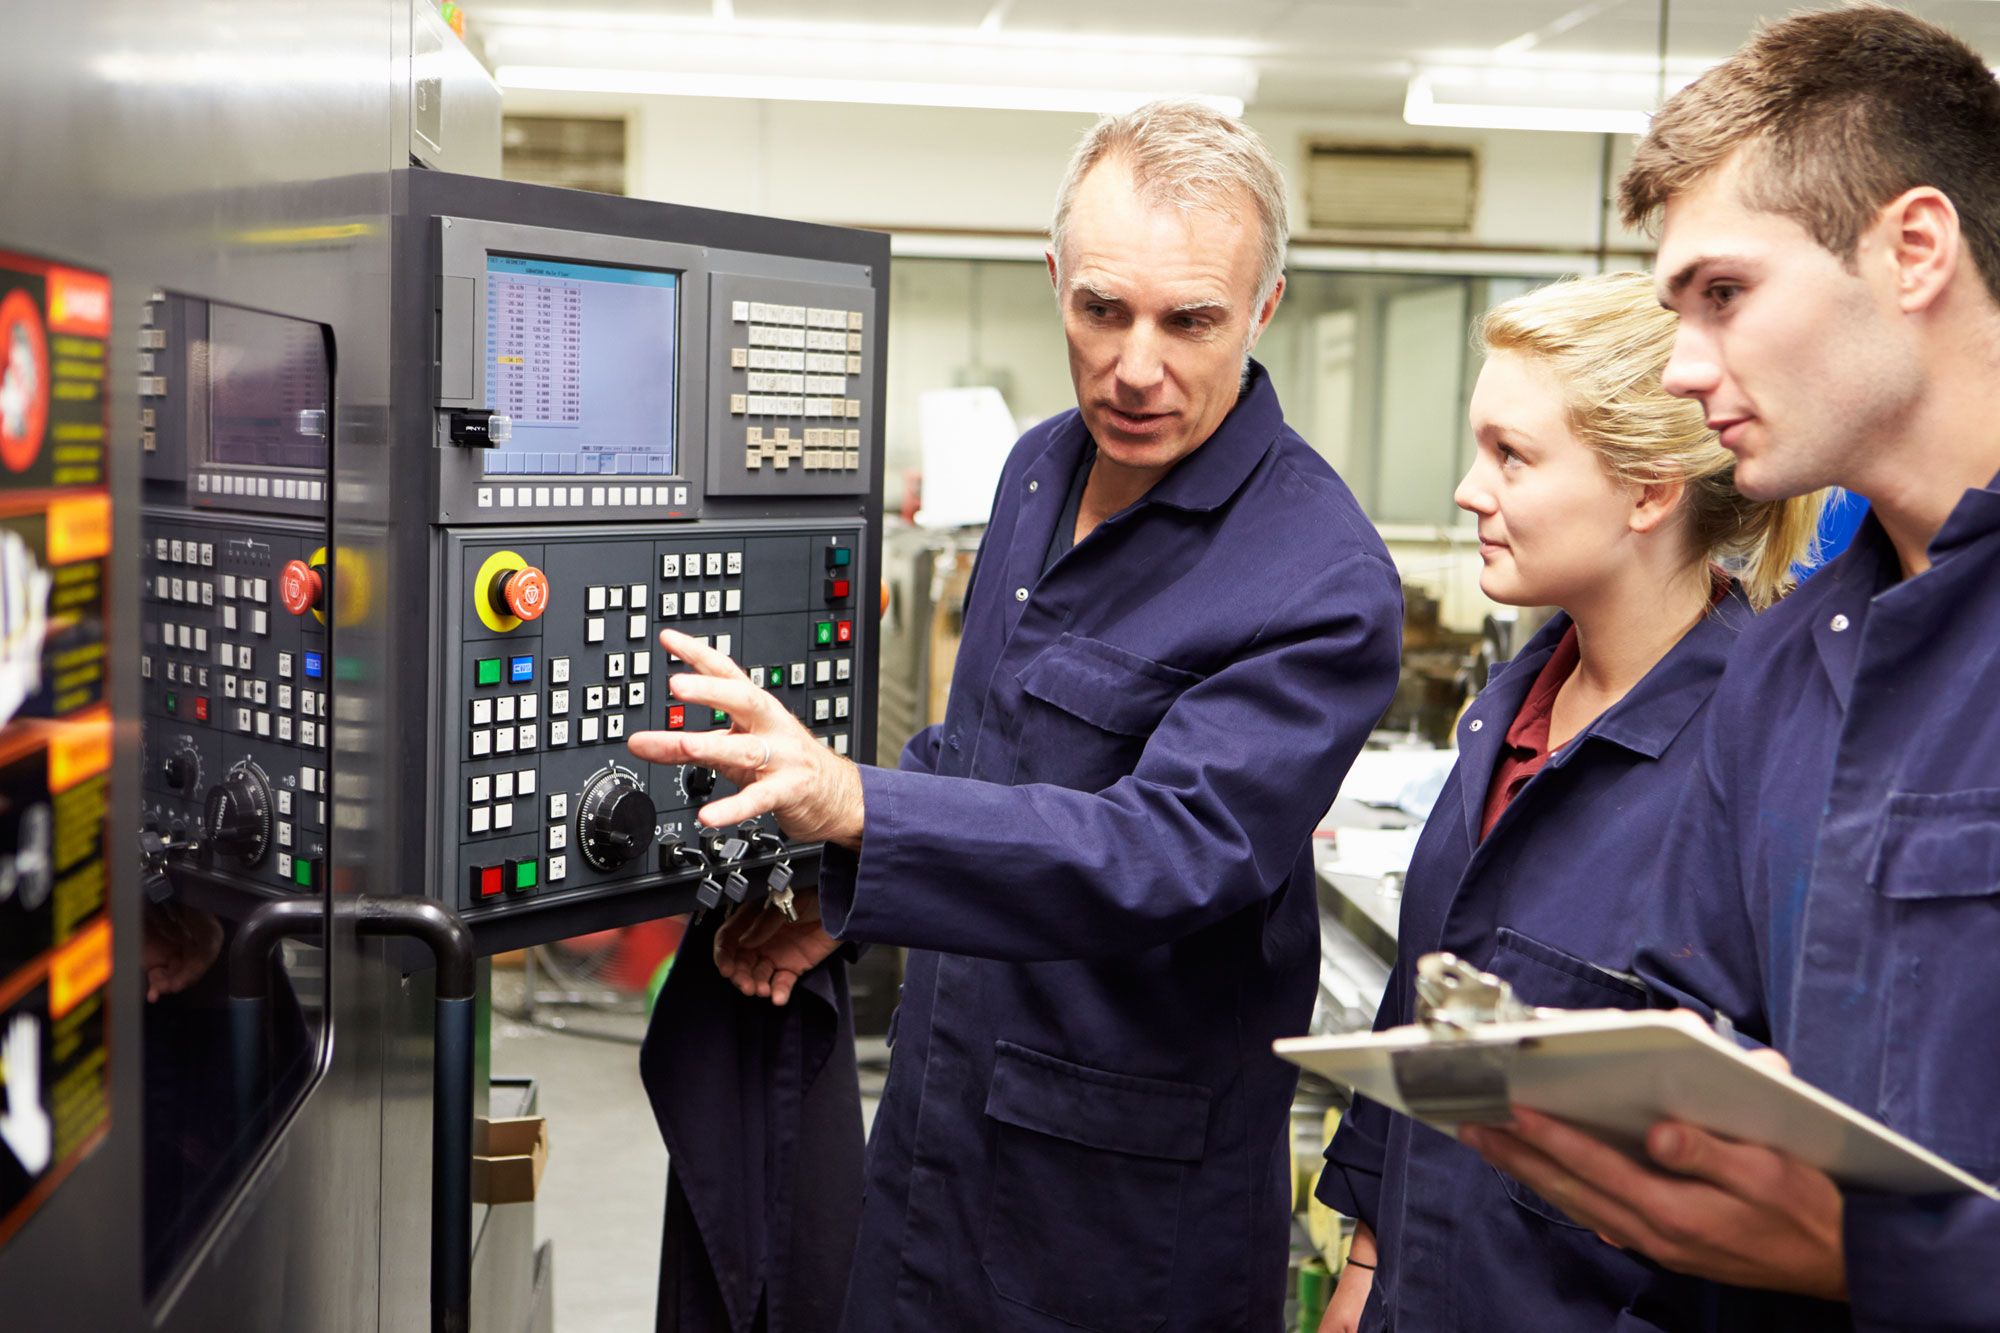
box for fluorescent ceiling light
[497,65,1243,115]
[1404,60,1706,135]
[479,16,1255,116]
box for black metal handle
[228,895,476,1333]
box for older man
[633,101,1401,1331]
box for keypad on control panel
[451,531,864,911]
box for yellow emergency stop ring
[305,544,330,626]
[306,543,374,629]
[474,549,530,633]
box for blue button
[509,655,535,684]
[303,650,323,680]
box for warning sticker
[0,252,109,493]
[0,246,110,1256]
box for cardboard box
[471,1114,548,1205]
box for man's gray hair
[1050,100,1290,307]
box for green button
[814,621,833,647]
[513,859,537,890]
[165,690,177,714]
[831,547,851,567]
[476,658,502,687]
[712,709,728,725]
[294,858,313,887]
[768,667,784,688]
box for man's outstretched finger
[693,785,780,829]
[658,628,751,682]
[666,670,779,728]
[626,728,771,780]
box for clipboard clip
[1388,953,1537,1123]
[1414,952,1536,1038]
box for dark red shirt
[1479,625,1579,842]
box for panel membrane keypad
[443,525,866,914]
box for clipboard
[1275,953,1999,1199]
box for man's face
[1655,153,1919,500]
[1050,157,1279,474]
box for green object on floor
[1296,1257,1332,1331]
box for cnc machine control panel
[138,294,333,895]
[439,527,862,913]
[411,175,886,948]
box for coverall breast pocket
[1486,929,1648,1228]
[980,1041,1211,1333]
[1868,788,2000,1176]
[1012,634,1202,791]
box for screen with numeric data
[482,255,678,478]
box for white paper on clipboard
[1276,958,1998,1199]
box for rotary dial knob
[576,766,658,872]
[160,741,203,797]
[681,765,718,807]
[203,761,274,867]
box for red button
[836,620,852,644]
[667,705,686,730]
[279,559,322,616]
[833,578,851,599]
[194,697,209,722]
[477,865,504,898]
[497,566,550,622]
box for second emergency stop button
[279,559,323,615]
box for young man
[631,102,1403,1330]
[1462,8,2000,1328]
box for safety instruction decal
[0,246,111,1254]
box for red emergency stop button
[280,559,323,615]
[491,566,550,623]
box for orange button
[280,559,323,615]
[500,566,550,622]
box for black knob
[203,767,272,867]
[683,766,717,805]
[162,752,198,795]
[577,771,657,872]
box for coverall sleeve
[1843,1190,2000,1330]
[820,552,1402,961]
[817,725,942,900]
[1314,953,1409,1227]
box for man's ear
[1046,249,1060,294]
[1246,274,1285,351]
[1878,186,1960,315]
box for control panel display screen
[206,305,330,472]
[482,255,678,478]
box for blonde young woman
[1317,272,1826,1332]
